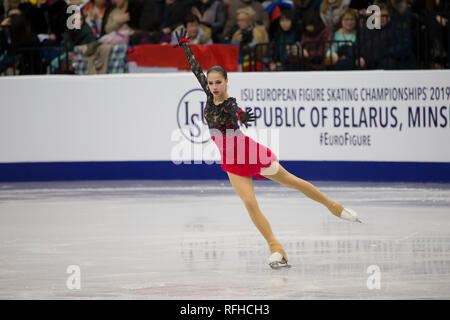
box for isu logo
[177,89,209,144]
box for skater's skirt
[211,131,278,180]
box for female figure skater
[175,29,360,269]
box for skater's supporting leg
[227,172,288,262]
[260,161,344,217]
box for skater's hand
[238,109,256,128]
[174,28,190,48]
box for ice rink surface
[0,179,449,300]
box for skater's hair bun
[207,65,227,79]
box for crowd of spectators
[0,0,449,74]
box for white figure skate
[340,207,362,223]
[268,252,291,270]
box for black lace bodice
[181,42,243,134]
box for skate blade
[269,262,291,270]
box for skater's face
[207,71,228,97]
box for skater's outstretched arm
[175,29,212,99]
[175,29,255,128]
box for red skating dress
[181,43,278,180]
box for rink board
[0,160,449,182]
[0,71,449,182]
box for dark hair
[127,0,144,30]
[280,9,294,22]
[9,13,33,44]
[184,13,200,26]
[302,10,325,33]
[373,1,392,14]
[207,65,227,79]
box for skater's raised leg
[260,161,360,222]
[227,172,288,262]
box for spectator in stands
[170,13,213,45]
[23,0,50,35]
[424,0,449,68]
[158,0,196,43]
[2,0,22,16]
[102,0,134,35]
[325,7,357,69]
[231,6,268,68]
[62,8,97,50]
[0,10,40,74]
[387,0,414,30]
[1,7,31,35]
[191,0,227,43]
[2,0,68,59]
[266,9,304,71]
[1,0,67,42]
[389,0,409,16]
[1,0,42,35]
[128,0,162,45]
[222,0,269,42]
[231,6,268,48]
[348,0,370,31]
[320,0,351,32]
[0,8,15,73]
[300,9,332,69]
[83,0,111,38]
[293,0,322,36]
[139,0,162,34]
[41,0,68,43]
[294,0,322,15]
[358,3,414,69]
[348,0,370,14]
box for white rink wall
[0,70,449,181]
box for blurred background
[0,0,448,75]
